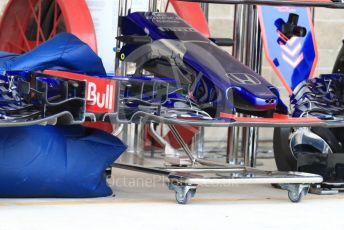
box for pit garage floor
[0,159,344,230]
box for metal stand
[112,0,323,204]
[114,162,321,204]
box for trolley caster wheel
[288,189,306,203]
[105,167,112,179]
[175,188,196,205]
[168,183,197,205]
[281,184,310,203]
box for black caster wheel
[175,189,196,205]
[105,167,112,179]
[288,188,306,203]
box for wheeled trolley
[114,163,322,204]
[110,111,326,204]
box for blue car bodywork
[119,12,288,117]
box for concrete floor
[0,158,344,230]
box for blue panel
[259,6,317,91]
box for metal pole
[252,6,263,168]
[193,127,205,159]
[242,5,261,167]
[226,4,248,164]
[115,0,129,75]
[241,5,255,166]
[233,4,247,60]
[201,3,209,21]
[149,0,158,12]
[116,0,146,162]
[226,126,236,164]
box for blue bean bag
[0,125,126,198]
[0,32,106,75]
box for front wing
[0,70,343,128]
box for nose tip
[265,99,275,104]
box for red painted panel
[170,0,210,37]
[220,112,321,123]
[44,70,116,113]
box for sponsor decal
[225,73,261,85]
[87,81,115,112]
[44,70,116,113]
[278,32,304,68]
